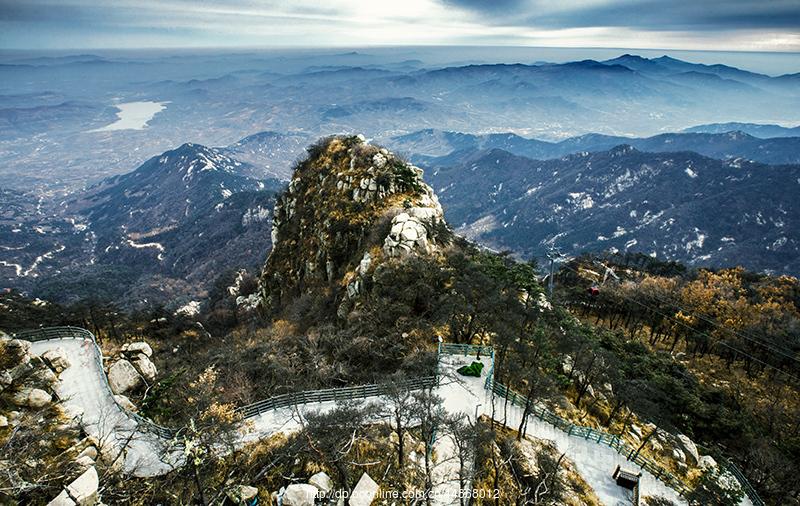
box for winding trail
[19,328,758,506]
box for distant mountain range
[221,131,311,180]
[683,122,800,138]
[3,51,799,191]
[0,143,281,307]
[426,146,800,274]
[390,129,800,165]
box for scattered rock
[309,471,333,493]
[672,448,686,463]
[676,434,700,465]
[281,483,317,506]
[42,348,71,373]
[11,387,52,408]
[650,440,663,453]
[630,424,643,439]
[107,360,142,394]
[226,484,258,503]
[47,466,99,506]
[349,473,379,506]
[122,342,153,357]
[0,415,7,427]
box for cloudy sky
[1,0,798,52]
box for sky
[1,0,799,53]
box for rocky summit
[260,135,447,317]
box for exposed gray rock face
[107,360,142,394]
[11,387,52,408]
[261,135,449,317]
[281,483,317,506]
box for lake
[91,101,167,132]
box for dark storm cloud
[0,0,89,22]
[440,0,800,31]
[535,0,800,31]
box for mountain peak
[259,134,447,316]
[155,143,242,180]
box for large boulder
[122,342,153,357]
[107,360,142,394]
[47,466,99,506]
[676,434,700,465]
[42,348,71,373]
[308,471,334,493]
[281,483,318,506]
[130,354,157,382]
[11,387,52,408]
[349,473,379,506]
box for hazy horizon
[2,45,799,76]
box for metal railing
[726,460,766,506]
[14,327,765,505]
[486,377,693,495]
[14,326,176,439]
[235,376,436,419]
[13,327,434,438]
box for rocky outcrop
[260,135,448,317]
[1,338,65,410]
